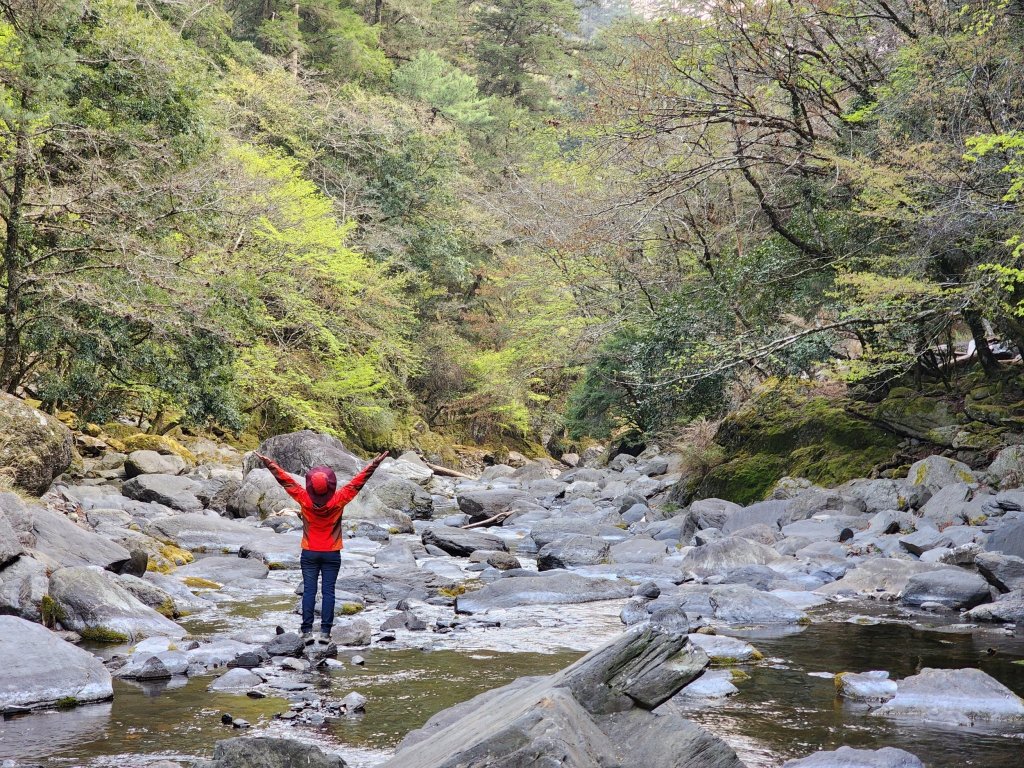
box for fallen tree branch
[461,511,511,529]
[424,461,476,480]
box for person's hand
[370,451,389,467]
[254,452,271,465]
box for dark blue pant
[300,549,341,634]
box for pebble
[351,655,365,666]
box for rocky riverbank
[2,400,1024,767]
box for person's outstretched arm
[333,452,389,506]
[255,453,310,506]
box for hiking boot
[301,632,315,645]
[317,631,331,644]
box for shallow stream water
[3,611,1023,768]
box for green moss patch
[79,627,130,644]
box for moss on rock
[0,394,75,495]
[119,434,196,465]
[694,380,899,505]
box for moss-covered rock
[0,394,75,495]
[693,380,899,505]
[118,434,196,465]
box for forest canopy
[1,0,1023,456]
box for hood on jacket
[306,465,337,507]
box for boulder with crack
[384,620,741,768]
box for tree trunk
[290,2,299,77]
[373,0,383,25]
[0,115,30,392]
[964,310,1000,377]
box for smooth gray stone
[975,551,1024,592]
[986,518,1024,559]
[122,474,205,512]
[965,590,1024,622]
[538,534,610,570]
[679,537,782,577]
[708,584,808,624]
[0,616,113,712]
[900,568,991,610]
[49,565,185,640]
[873,667,1024,724]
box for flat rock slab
[873,667,1024,725]
[783,746,924,768]
[709,585,808,625]
[0,616,113,712]
[149,513,289,554]
[175,556,269,585]
[455,571,631,613]
[8,498,131,571]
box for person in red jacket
[256,450,388,643]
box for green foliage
[393,51,494,129]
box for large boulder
[0,501,22,567]
[917,483,988,528]
[124,450,188,478]
[122,474,204,512]
[49,565,186,640]
[873,667,1024,725]
[841,479,928,513]
[455,571,631,614]
[227,467,299,518]
[385,621,740,768]
[0,616,113,712]
[678,537,782,578]
[687,498,742,531]
[975,551,1024,592]
[708,584,808,624]
[899,568,992,610]
[0,393,74,494]
[985,518,1024,559]
[243,430,362,478]
[537,534,610,571]
[985,444,1024,488]
[1,494,131,571]
[964,590,1024,622]
[817,559,943,598]
[907,455,974,496]
[422,526,507,557]
[782,747,924,768]
[342,474,428,530]
[0,554,48,620]
[456,488,530,523]
[211,737,347,768]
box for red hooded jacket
[261,456,378,551]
